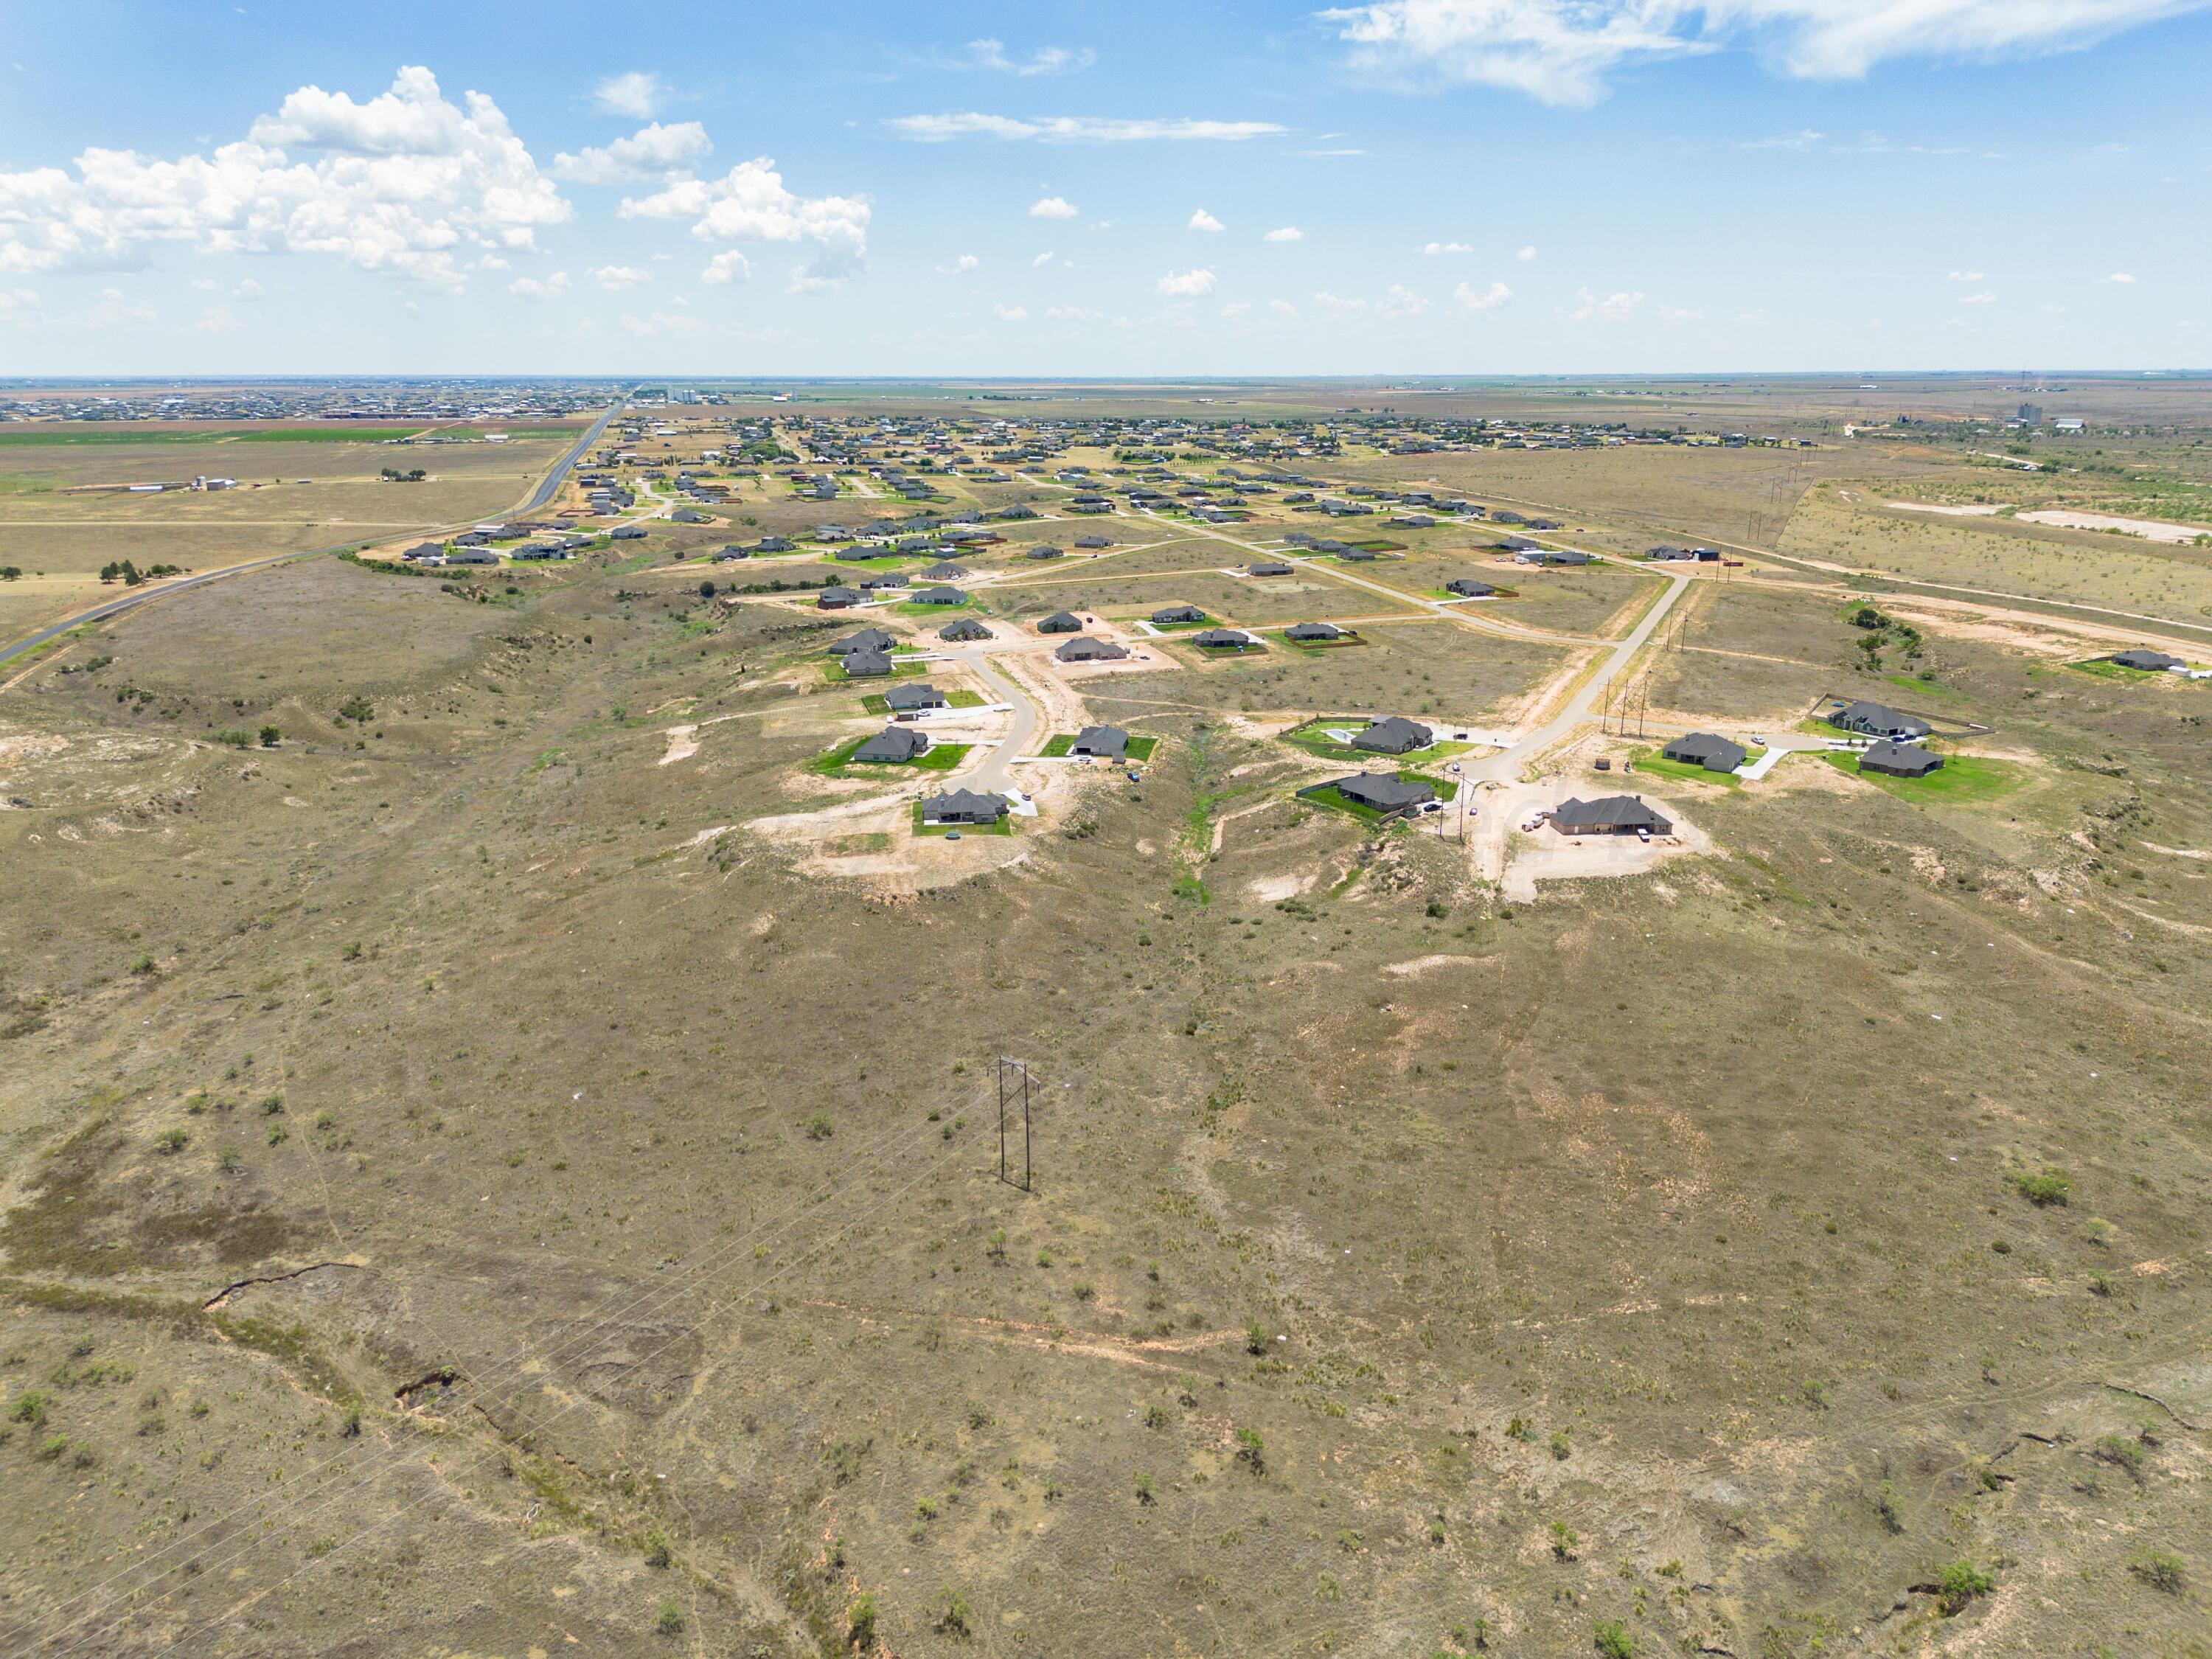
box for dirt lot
[3,396,2210,1659]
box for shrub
[339,1405,362,1438]
[9,1389,52,1425]
[1550,1520,1578,1560]
[654,1599,684,1635]
[935,1587,973,1636]
[643,1528,672,1568]
[804,1114,833,1141]
[1245,1321,1270,1355]
[258,726,280,748]
[1135,1472,1156,1505]
[1549,1430,1572,1460]
[2129,1551,2185,1593]
[1935,1560,1994,1615]
[2013,1169,2070,1207]
[1593,1619,1635,1659]
[1143,1404,1167,1429]
[846,1591,878,1649]
[154,1127,189,1155]
[1234,1425,1266,1476]
[2091,1433,2147,1482]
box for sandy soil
[2017,508,2212,543]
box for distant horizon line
[5,369,2209,389]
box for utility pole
[996,1057,1032,1194]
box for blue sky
[1,1,2207,375]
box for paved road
[956,647,1042,795]
[0,399,625,669]
[1471,564,1691,780]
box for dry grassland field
[3,378,2211,1659]
[0,423,585,640]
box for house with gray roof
[1444,578,1497,598]
[1071,725,1129,760]
[854,726,929,763]
[1038,611,1084,634]
[939,617,991,642]
[1152,604,1207,625]
[2109,648,2185,672]
[816,586,863,610]
[1055,636,1129,663]
[1248,561,1295,577]
[886,684,947,712]
[1858,740,1944,778]
[1660,732,1747,773]
[1327,773,1438,815]
[1826,700,1932,740]
[913,585,968,605]
[1550,795,1672,835]
[831,627,894,656]
[922,788,1010,825]
[1285,621,1346,642]
[1194,628,1259,650]
[841,649,894,678]
[1352,716,1433,755]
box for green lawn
[811,737,973,776]
[1281,720,1470,765]
[1297,772,1444,824]
[1348,539,1408,553]
[2066,658,2171,683]
[1882,673,1970,701]
[912,799,1015,836]
[1137,616,1214,632]
[859,689,984,714]
[895,599,973,615]
[1819,750,2027,803]
[1279,633,1366,650]
[822,658,927,684]
[1627,746,1766,788]
[1040,734,1158,761]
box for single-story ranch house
[1329,773,1437,815]
[1285,622,1346,641]
[1039,611,1084,634]
[1152,604,1208,625]
[841,649,894,678]
[1660,732,1747,773]
[1353,716,1433,755]
[2109,648,2185,672]
[1194,628,1259,650]
[1056,636,1130,663]
[1826,700,1933,740]
[1550,795,1672,835]
[939,618,992,641]
[922,788,1010,825]
[1858,740,1944,778]
[855,726,929,763]
[1444,578,1497,598]
[1071,725,1130,760]
[885,683,948,712]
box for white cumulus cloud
[621,156,870,291]
[1031,250,1056,266]
[992,301,1028,321]
[888,113,1287,142]
[552,121,711,184]
[2099,271,2138,283]
[509,270,572,299]
[1157,267,1217,297]
[1517,244,1537,260]
[591,72,669,120]
[700,250,751,285]
[1313,291,1366,312]
[1959,290,1997,304]
[1189,207,1225,232]
[1324,0,2206,106]
[1569,285,1645,321]
[1422,240,1474,255]
[587,264,650,290]
[1453,279,1513,311]
[1378,283,1431,317]
[938,253,981,274]
[1947,268,1984,281]
[1029,195,1079,218]
[1264,226,1303,242]
[0,65,568,288]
